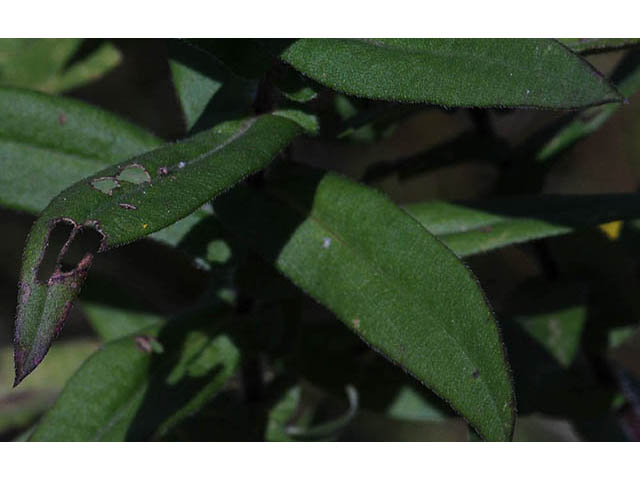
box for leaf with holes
[13,113,302,385]
[0,87,224,268]
[273,39,621,108]
[215,167,515,441]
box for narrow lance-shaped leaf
[215,167,515,441]
[13,113,302,385]
[273,39,621,108]
[9,92,638,270]
[181,39,318,103]
[0,87,221,268]
[167,39,257,133]
[0,39,121,94]
[30,312,240,441]
[0,87,162,214]
[404,194,640,257]
[536,49,640,162]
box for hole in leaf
[117,164,151,184]
[36,221,75,283]
[59,225,104,273]
[91,177,119,195]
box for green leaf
[0,86,228,269]
[0,87,225,266]
[516,305,587,369]
[537,49,640,162]
[272,109,319,135]
[13,113,302,384]
[168,40,256,133]
[386,385,452,422]
[274,39,621,108]
[180,40,319,104]
[30,314,240,441]
[559,38,640,55]
[276,70,317,103]
[82,302,164,342]
[404,194,640,257]
[265,385,302,441]
[0,39,121,93]
[0,86,235,270]
[215,167,515,441]
[0,87,163,214]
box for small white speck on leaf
[178,161,186,169]
[323,237,331,248]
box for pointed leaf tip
[215,168,516,441]
[276,38,621,109]
[13,113,302,382]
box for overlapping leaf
[0,87,162,213]
[13,113,302,384]
[30,313,240,441]
[167,40,257,133]
[537,49,640,161]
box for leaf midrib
[50,118,257,236]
